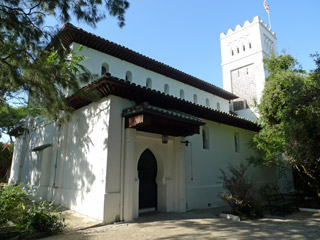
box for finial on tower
[263,0,272,30]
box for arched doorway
[138,149,157,211]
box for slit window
[237,48,239,53]
[217,102,220,110]
[125,71,132,82]
[164,84,169,94]
[193,94,198,104]
[234,133,240,153]
[249,43,252,49]
[205,98,210,107]
[101,63,109,75]
[180,89,184,99]
[202,127,210,149]
[146,78,152,89]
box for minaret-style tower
[220,16,277,113]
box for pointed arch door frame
[137,149,158,211]
[122,129,186,222]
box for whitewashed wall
[103,96,185,222]
[9,94,279,223]
[9,119,57,191]
[184,120,277,210]
[9,98,115,221]
[106,97,277,218]
[9,135,26,183]
[54,98,111,221]
[101,95,134,223]
[73,43,229,112]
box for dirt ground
[43,209,320,240]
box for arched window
[205,98,210,107]
[193,94,198,104]
[164,84,169,94]
[125,71,132,82]
[146,78,152,89]
[101,63,109,75]
[217,102,220,110]
[180,89,184,99]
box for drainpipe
[18,117,34,184]
[51,123,61,201]
[181,139,193,181]
[189,142,193,181]
[120,117,125,221]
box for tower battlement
[220,16,278,113]
[220,16,276,39]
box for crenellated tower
[220,16,277,115]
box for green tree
[0,0,130,123]
[0,142,14,181]
[250,53,320,198]
[0,106,28,142]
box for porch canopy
[122,102,205,137]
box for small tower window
[243,45,245,51]
[101,63,109,75]
[237,48,239,54]
[193,94,198,104]
[101,66,107,75]
[146,78,152,89]
[217,102,220,111]
[231,50,234,56]
[249,43,252,49]
[234,133,240,153]
[205,98,210,107]
[202,127,210,149]
[125,71,132,82]
[180,89,184,99]
[164,84,169,94]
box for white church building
[9,16,286,223]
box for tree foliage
[250,53,320,197]
[0,142,13,181]
[0,184,65,236]
[0,0,130,138]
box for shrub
[0,184,29,226]
[0,184,65,235]
[219,164,263,219]
[18,200,65,234]
[259,182,279,199]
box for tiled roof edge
[57,23,238,100]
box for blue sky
[64,0,320,88]
[1,0,319,143]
